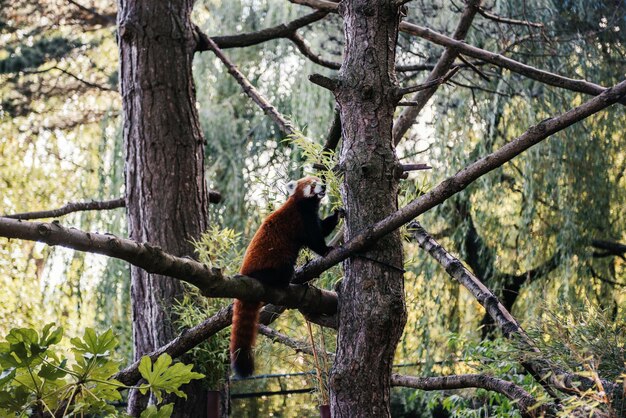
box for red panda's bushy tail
[230,299,263,378]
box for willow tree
[1,0,626,417]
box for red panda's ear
[286,180,297,196]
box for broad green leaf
[40,323,63,346]
[38,359,67,380]
[138,354,204,402]
[140,403,174,418]
[70,328,118,356]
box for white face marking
[303,184,313,197]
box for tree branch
[293,78,626,284]
[391,374,551,418]
[476,7,544,28]
[393,0,481,142]
[0,217,336,314]
[288,33,341,70]
[199,11,329,51]
[202,36,296,136]
[398,21,626,105]
[3,190,221,221]
[409,222,622,405]
[591,239,626,258]
[5,198,125,220]
[290,0,626,107]
[114,304,286,385]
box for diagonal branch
[409,222,622,404]
[398,21,626,105]
[476,7,544,28]
[393,0,481,142]
[0,217,336,314]
[287,33,341,70]
[203,36,296,136]
[293,78,626,283]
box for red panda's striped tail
[230,299,262,378]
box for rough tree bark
[330,0,407,416]
[117,0,210,415]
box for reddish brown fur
[230,177,333,377]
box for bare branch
[477,7,544,28]
[0,217,337,314]
[289,0,626,108]
[3,190,220,221]
[393,0,481,142]
[398,21,626,105]
[199,11,329,50]
[294,78,626,284]
[391,374,551,418]
[5,198,125,220]
[309,73,339,92]
[202,36,296,136]
[289,0,338,12]
[52,66,116,92]
[322,107,342,153]
[67,0,116,25]
[591,239,626,258]
[288,33,341,70]
[394,67,460,98]
[409,222,622,404]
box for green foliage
[140,403,175,418]
[192,225,244,274]
[287,132,342,211]
[172,294,230,390]
[138,354,204,402]
[0,324,203,417]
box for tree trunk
[117,0,210,415]
[330,0,407,416]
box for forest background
[0,0,625,417]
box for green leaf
[138,354,204,403]
[38,359,67,380]
[140,403,174,418]
[40,323,63,346]
[0,368,15,387]
[71,328,118,356]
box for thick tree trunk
[330,0,407,416]
[117,0,210,415]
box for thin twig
[477,6,544,28]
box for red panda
[230,176,341,378]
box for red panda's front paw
[334,208,346,218]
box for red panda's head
[286,176,326,200]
